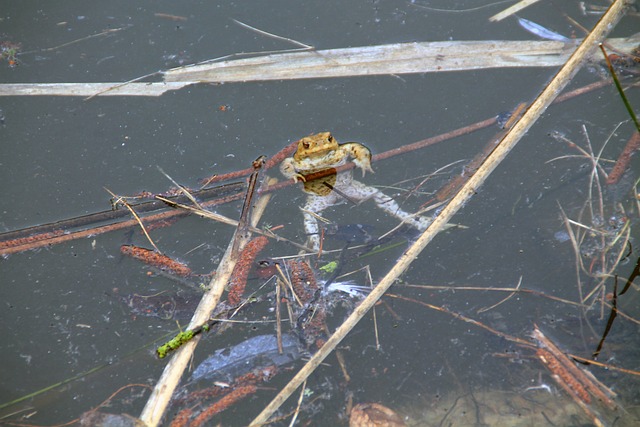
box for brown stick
[0,182,243,245]
[387,294,532,347]
[606,131,640,184]
[532,327,617,410]
[199,141,298,185]
[199,78,614,186]
[434,103,527,202]
[0,75,616,256]
[189,385,258,427]
[0,190,244,255]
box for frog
[280,132,373,196]
[280,132,432,250]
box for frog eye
[327,135,334,142]
[302,141,310,149]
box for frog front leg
[280,158,306,183]
[340,143,374,176]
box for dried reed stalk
[249,2,629,424]
[489,0,542,22]
[1,38,637,97]
[606,131,640,185]
[533,327,617,427]
[227,235,270,306]
[120,245,192,277]
[189,385,258,427]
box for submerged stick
[233,156,266,254]
[249,2,629,424]
[606,131,640,185]
[0,182,244,255]
[533,327,617,415]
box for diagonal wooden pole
[249,0,630,424]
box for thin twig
[157,166,203,209]
[489,0,543,22]
[572,353,640,376]
[288,379,307,427]
[20,27,128,55]
[558,203,587,304]
[105,187,161,253]
[389,294,532,347]
[232,19,313,49]
[477,276,523,313]
[583,223,631,305]
[155,194,313,253]
[402,283,583,307]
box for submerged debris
[350,403,406,427]
[190,333,301,383]
[0,40,21,67]
[606,131,640,185]
[517,17,570,42]
[118,291,200,320]
[79,411,145,427]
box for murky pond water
[2,1,639,426]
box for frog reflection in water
[280,132,432,250]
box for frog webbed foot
[280,158,307,182]
[354,157,374,177]
[342,143,374,177]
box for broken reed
[532,327,617,410]
[288,259,319,303]
[0,229,65,251]
[170,365,278,427]
[120,245,192,277]
[537,347,592,404]
[606,131,640,185]
[227,235,270,306]
[190,386,257,427]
